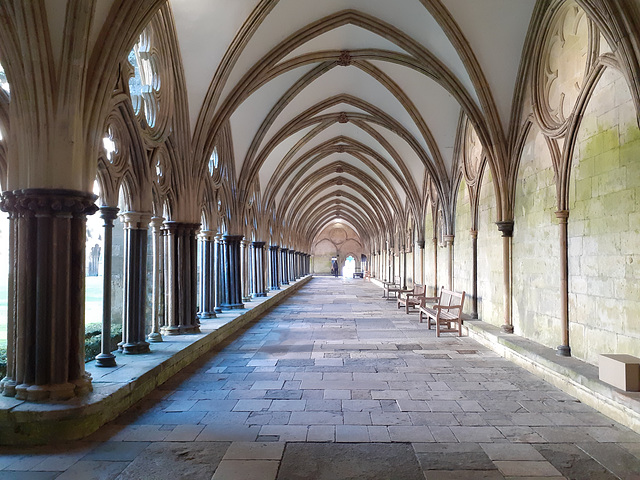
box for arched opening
[342,255,356,278]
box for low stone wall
[0,275,312,446]
[466,319,640,436]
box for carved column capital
[121,211,152,229]
[3,189,98,217]
[496,221,514,237]
[198,229,216,241]
[470,229,478,239]
[100,206,120,223]
[443,234,455,246]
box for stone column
[417,241,425,286]
[443,234,454,290]
[269,245,280,290]
[241,239,252,302]
[496,221,514,333]
[197,230,216,319]
[470,230,479,319]
[0,190,97,400]
[147,217,164,343]
[95,206,119,367]
[402,246,408,289]
[433,236,438,296]
[120,212,151,354]
[556,211,571,356]
[281,248,289,285]
[251,241,267,297]
[214,233,223,313]
[222,234,244,309]
[162,222,200,335]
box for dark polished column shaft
[270,245,280,290]
[198,230,217,319]
[281,248,289,285]
[222,234,244,309]
[251,241,267,297]
[148,216,164,342]
[162,222,201,335]
[95,206,119,366]
[120,212,151,354]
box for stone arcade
[1,0,640,477]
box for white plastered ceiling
[168,0,537,242]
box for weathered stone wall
[311,224,364,274]
[512,123,561,347]
[476,168,503,326]
[454,179,474,315]
[567,67,640,363]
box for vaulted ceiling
[169,0,537,245]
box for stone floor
[2,276,640,479]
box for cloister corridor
[1,277,639,480]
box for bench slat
[418,287,465,337]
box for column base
[556,345,571,357]
[501,324,514,334]
[252,293,267,298]
[14,373,91,401]
[242,296,252,302]
[162,326,182,336]
[214,307,223,314]
[271,286,280,291]
[95,353,117,367]
[281,281,289,286]
[198,312,217,319]
[470,313,478,319]
[179,325,201,334]
[1,379,17,397]
[221,303,245,309]
[147,332,163,343]
[121,342,150,354]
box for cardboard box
[599,354,640,392]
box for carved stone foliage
[533,1,592,133]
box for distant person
[331,259,339,277]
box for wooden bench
[383,276,402,299]
[397,284,426,314]
[419,287,465,337]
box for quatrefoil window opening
[128,33,160,128]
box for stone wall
[567,67,640,363]
[476,168,503,327]
[512,123,561,347]
[454,179,474,315]
[311,224,364,274]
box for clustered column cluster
[0,191,311,401]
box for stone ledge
[465,319,640,435]
[0,275,312,446]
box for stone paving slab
[2,277,640,478]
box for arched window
[0,63,10,95]
[208,147,219,176]
[128,31,159,127]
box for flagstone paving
[2,276,640,479]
